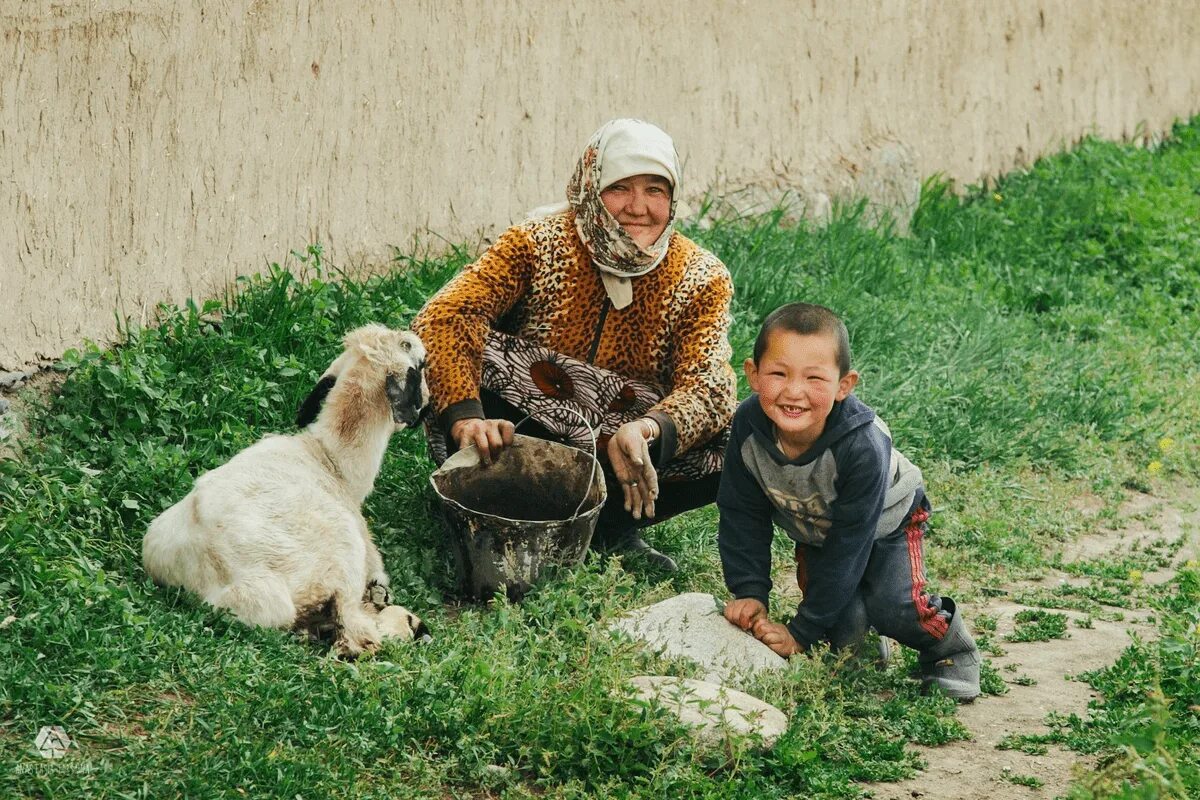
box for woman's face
[600,174,672,249]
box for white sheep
[143,324,430,656]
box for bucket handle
[512,409,601,521]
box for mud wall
[3,0,1198,368]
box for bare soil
[866,487,1199,800]
[0,368,66,460]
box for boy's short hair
[753,303,852,375]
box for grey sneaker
[873,635,896,669]
[918,611,981,702]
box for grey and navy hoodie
[717,392,924,649]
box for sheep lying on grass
[143,324,431,657]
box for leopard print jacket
[411,211,736,461]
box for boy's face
[744,329,859,453]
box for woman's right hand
[450,418,515,466]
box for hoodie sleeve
[717,409,775,610]
[785,428,890,649]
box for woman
[413,119,736,571]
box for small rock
[0,371,29,390]
[476,763,515,788]
[627,676,789,747]
[0,397,9,415]
[609,592,785,686]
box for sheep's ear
[296,375,336,428]
[357,343,383,364]
[342,324,392,360]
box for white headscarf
[531,119,681,309]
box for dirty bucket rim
[429,434,606,523]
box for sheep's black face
[385,365,428,428]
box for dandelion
[993,193,1004,203]
[1128,569,1144,584]
[1158,437,1176,454]
[1148,460,1163,476]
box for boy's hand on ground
[724,598,767,631]
[752,619,803,658]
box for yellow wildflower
[1128,569,1144,583]
[992,193,1004,203]
[1148,460,1163,476]
[1158,437,1176,454]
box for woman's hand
[450,418,515,466]
[751,618,804,658]
[607,418,660,520]
[723,598,767,631]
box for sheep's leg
[209,573,296,629]
[357,518,391,609]
[360,521,389,590]
[364,581,390,610]
[332,587,382,658]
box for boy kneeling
[719,303,980,701]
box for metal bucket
[430,433,606,601]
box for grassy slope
[1,120,1198,798]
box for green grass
[1005,610,1070,643]
[3,118,1200,797]
[1004,771,1046,789]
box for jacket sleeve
[717,413,775,610]
[785,431,889,649]
[650,260,736,461]
[410,225,536,427]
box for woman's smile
[600,173,672,248]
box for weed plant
[1005,610,1070,643]
[3,119,1199,797]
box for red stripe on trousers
[906,507,949,639]
[794,545,808,594]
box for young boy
[718,303,980,701]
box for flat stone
[0,371,30,390]
[609,592,785,686]
[627,676,789,747]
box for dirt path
[868,488,1199,800]
[0,369,64,460]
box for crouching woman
[412,118,736,571]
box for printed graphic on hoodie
[765,487,833,542]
